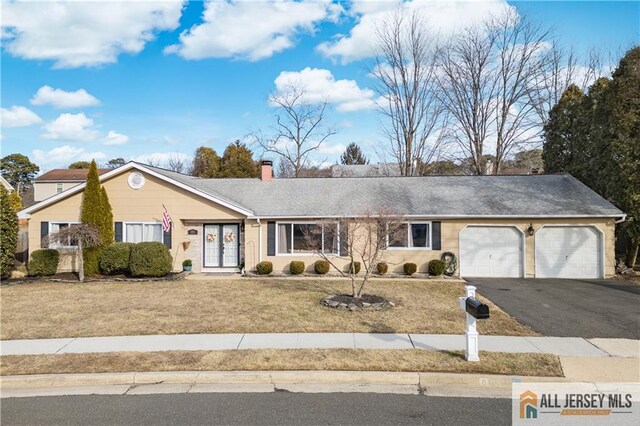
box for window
[388,222,431,249]
[56,183,63,194]
[277,222,338,255]
[124,223,163,243]
[49,222,78,248]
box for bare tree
[305,208,405,298]
[439,11,551,174]
[372,10,446,176]
[43,224,101,282]
[253,84,337,178]
[166,153,186,173]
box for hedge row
[255,259,447,276]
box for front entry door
[204,224,239,268]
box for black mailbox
[465,297,490,319]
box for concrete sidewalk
[2,333,638,357]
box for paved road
[1,393,510,425]
[469,278,640,339]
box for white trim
[534,224,604,279]
[274,221,340,256]
[122,221,163,244]
[251,214,624,220]
[458,224,526,278]
[18,162,254,219]
[386,221,432,250]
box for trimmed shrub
[404,262,417,276]
[182,259,192,267]
[129,242,172,277]
[99,243,134,275]
[349,261,361,274]
[428,259,446,276]
[376,262,388,275]
[256,261,273,275]
[314,260,330,275]
[28,249,59,276]
[289,261,305,275]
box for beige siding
[254,218,615,278]
[34,182,81,202]
[27,170,245,272]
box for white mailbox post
[458,285,489,362]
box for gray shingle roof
[144,164,623,218]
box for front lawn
[0,279,535,340]
[0,349,562,377]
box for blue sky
[1,0,638,172]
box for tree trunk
[78,241,84,282]
[626,241,639,269]
[350,276,357,298]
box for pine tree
[190,147,220,178]
[542,85,585,175]
[80,160,112,275]
[340,143,369,165]
[218,140,259,178]
[0,186,18,277]
[605,47,640,267]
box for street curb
[0,370,567,390]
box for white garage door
[459,226,523,277]
[535,226,601,278]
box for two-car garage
[459,225,603,279]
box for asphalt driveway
[468,278,640,339]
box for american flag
[162,205,172,232]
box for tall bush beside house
[0,186,18,277]
[129,242,172,277]
[80,160,113,276]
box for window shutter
[40,222,49,248]
[339,221,348,256]
[114,222,123,242]
[432,221,441,250]
[163,227,172,249]
[267,222,276,256]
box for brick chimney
[261,160,273,181]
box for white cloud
[317,142,347,155]
[165,0,341,61]
[0,105,43,127]
[32,145,107,169]
[42,113,99,142]
[273,67,377,112]
[317,0,514,63]
[103,130,129,146]
[1,0,185,68]
[31,86,100,108]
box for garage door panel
[535,226,601,279]
[460,226,523,278]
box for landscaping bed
[0,349,562,377]
[0,279,535,339]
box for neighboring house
[18,161,625,279]
[331,163,401,177]
[34,168,110,202]
[0,175,14,192]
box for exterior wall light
[526,224,535,236]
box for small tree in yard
[44,224,101,282]
[306,208,405,299]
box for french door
[203,224,239,268]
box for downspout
[615,215,627,224]
[257,218,262,263]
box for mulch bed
[1,272,188,286]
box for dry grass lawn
[0,279,535,340]
[0,349,562,377]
